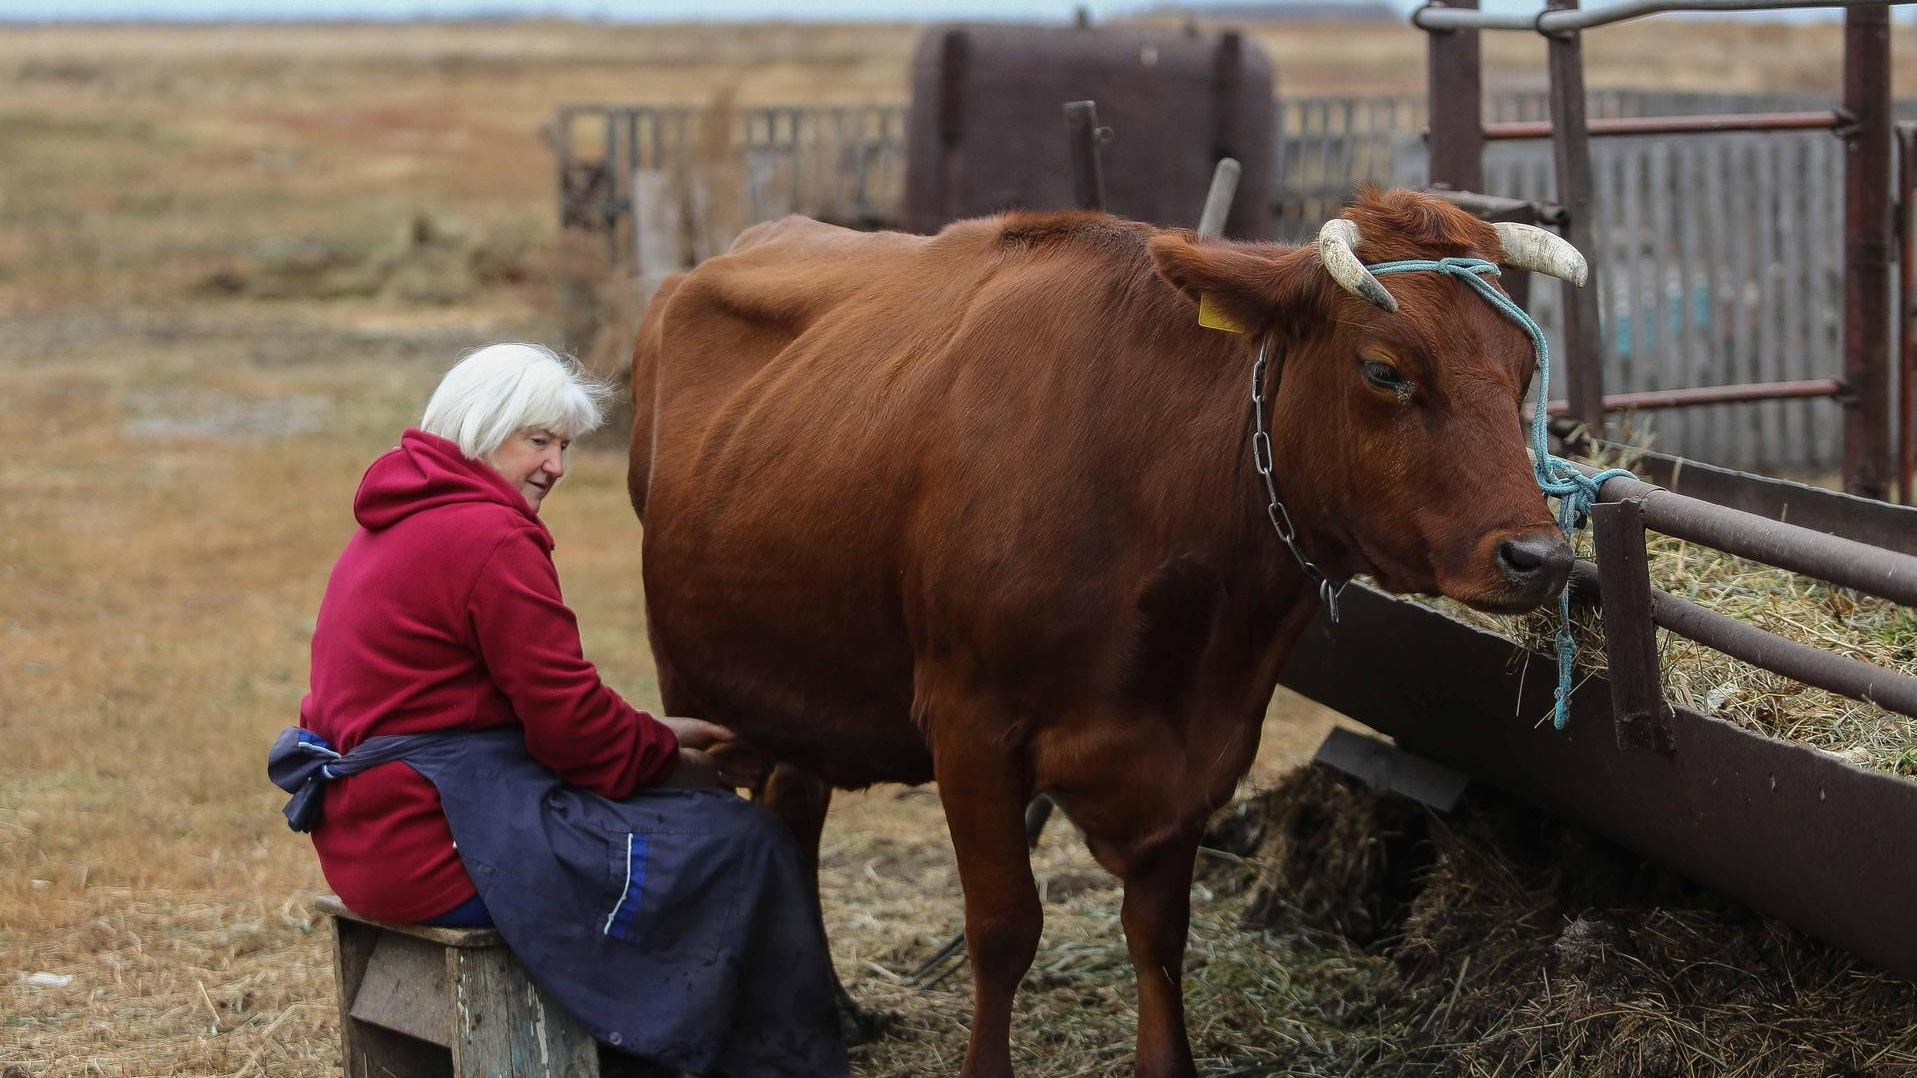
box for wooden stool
[317,895,601,1078]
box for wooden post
[631,169,676,279]
[552,107,574,232]
[1197,157,1241,238]
[1064,100,1108,212]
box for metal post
[1545,0,1606,436]
[1844,5,1894,500]
[1899,124,1916,504]
[1591,501,1673,752]
[1064,100,1108,211]
[1426,0,1484,192]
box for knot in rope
[1364,256,1630,730]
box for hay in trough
[1421,442,1916,777]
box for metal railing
[1564,457,1917,750]
[1420,0,1906,497]
[1274,442,1917,981]
[1413,0,1911,32]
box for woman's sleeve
[466,526,678,797]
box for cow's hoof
[836,987,895,1046]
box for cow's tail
[627,272,686,523]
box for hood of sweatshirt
[353,428,554,549]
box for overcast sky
[7,0,1153,19]
[0,0,1884,19]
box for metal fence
[556,91,1906,473]
[1269,90,1807,241]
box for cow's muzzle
[1492,529,1573,609]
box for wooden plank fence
[553,103,907,279]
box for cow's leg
[1118,825,1203,1078]
[758,764,891,1044]
[759,763,831,890]
[933,733,1041,1078]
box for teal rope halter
[1364,256,1630,730]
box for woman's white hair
[420,343,615,461]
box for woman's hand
[658,716,739,753]
[661,747,722,789]
[655,716,769,790]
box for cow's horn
[1493,222,1589,287]
[1317,219,1397,313]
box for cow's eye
[1360,359,1410,393]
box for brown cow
[628,189,1582,1078]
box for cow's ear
[1148,233,1326,337]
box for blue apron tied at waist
[267,727,443,832]
[264,723,848,1076]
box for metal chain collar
[1249,336,1349,624]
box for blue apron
[269,726,848,1078]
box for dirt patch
[196,212,536,306]
[123,388,331,443]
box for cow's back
[632,217,1009,785]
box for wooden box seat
[316,894,602,1078]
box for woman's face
[490,427,570,513]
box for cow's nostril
[1498,537,1546,573]
[1497,534,1572,588]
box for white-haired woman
[274,344,847,1078]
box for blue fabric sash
[266,727,450,832]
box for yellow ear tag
[1198,293,1245,334]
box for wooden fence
[554,104,907,275]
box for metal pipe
[1534,378,1844,416]
[1063,100,1108,212]
[1564,461,1917,606]
[1413,0,1912,34]
[1590,501,1673,749]
[1484,111,1845,141]
[1197,157,1241,238]
[1553,423,1917,554]
[1426,0,1485,193]
[1844,5,1895,499]
[1897,122,1916,504]
[1546,0,1607,431]
[1423,189,1569,226]
[1573,562,1917,718]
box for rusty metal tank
[903,22,1275,238]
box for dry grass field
[3,14,1915,1078]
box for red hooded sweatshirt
[300,429,678,923]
